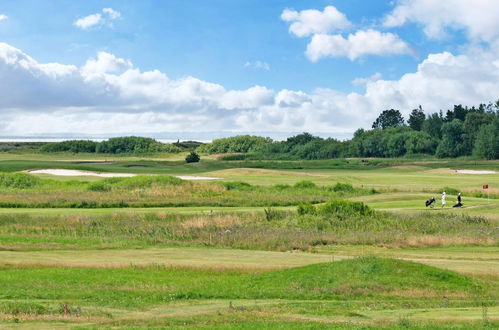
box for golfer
[453,193,463,208]
[441,191,446,208]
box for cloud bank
[0,42,498,137]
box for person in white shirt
[441,191,446,208]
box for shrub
[317,200,374,217]
[40,140,97,153]
[185,151,200,163]
[331,182,354,192]
[297,203,316,216]
[222,181,251,190]
[294,180,316,189]
[196,135,271,154]
[96,136,181,154]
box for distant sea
[0,137,211,143]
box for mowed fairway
[0,156,497,328]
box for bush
[96,136,181,154]
[331,182,354,192]
[196,135,272,154]
[317,200,374,217]
[222,181,251,190]
[185,151,200,163]
[297,203,316,216]
[293,180,317,189]
[40,140,97,153]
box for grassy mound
[249,256,482,299]
[0,258,482,309]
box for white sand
[455,170,497,175]
[28,169,137,178]
[175,175,222,180]
[27,169,222,180]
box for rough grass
[0,257,486,309]
[0,173,376,208]
[0,209,496,251]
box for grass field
[0,153,497,328]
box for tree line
[39,137,183,154]
[200,101,499,160]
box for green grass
[0,156,497,328]
[0,258,486,308]
[0,209,496,251]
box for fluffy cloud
[0,42,498,137]
[74,13,102,29]
[384,0,499,42]
[306,30,412,61]
[0,14,7,21]
[281,6,351,37]
[74,8,122,30]
[82,52,132,75]
[282,6,410,62]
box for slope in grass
[0,257,484,310]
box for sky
[0,0,498,139]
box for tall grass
[0,208,495,251]
[0,174,376,208]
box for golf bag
[425,197,436,208]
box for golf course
[0,150,497,329]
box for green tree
[185,151,200,163]
[436,120,465,158]
[473,119,499,159]
[462,112,495,155]
[372,109,405,129]
[407,106,425,131]
[422,112,444,139]
[405,131,437,155]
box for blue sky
[0,0,497,138]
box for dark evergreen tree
[407,106,425,131]
[372,109,405,129]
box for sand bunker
[455,170,496,175]
[175,175,222,180]
[28,169,137,178]
[27,169,222,180]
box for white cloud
[0,42,498,137]
[244,61,270,71]
[352,72,382,86]
[0,14,7,21]
[306,30,412,61]
[281,6,351,37]
[384,0,499,42]
[74,8,122,30]
[82,52,132,76]
[74,13,102,30]
[103,8,121,20]
[282,6,411,62]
